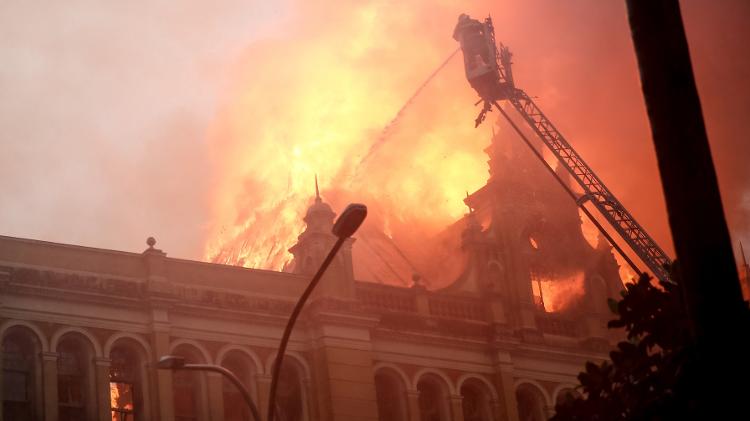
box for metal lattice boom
[504,90,672,283]
[454,14,672,283]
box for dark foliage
[550,269,704,421]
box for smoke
[206,0,750,275]
[1,1,747,269]
[0,0,286,257]
[354,47,460,176]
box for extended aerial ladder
[453,14,672,283]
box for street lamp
[267,203,367,421]
[156,355,262,421]
[157,203,367,421]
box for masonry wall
[0,235,607,421]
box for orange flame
[532,271,585,312]
[109,383,119,410]
[613,252,638,284]
[110,382,134,418]
[204,2,492,271]
[578,208,599,249]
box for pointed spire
[741,241,748,267]
[314,174,321,203]
[465,191,474,214]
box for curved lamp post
[157,203,367,421]
[156,355,262,421]
[267,203,367,421]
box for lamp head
[157,355,185,370]
[332,203,367,238]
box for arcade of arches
[0,226,612,420]
[1,324,574,421]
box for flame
[532,271,585,312]
[205,1,492,271]
[109,383,119,410]
[612,251,638,284]
[110,382,134,417]
[578,208,599,249]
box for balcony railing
[534,312,580,337]
[355,283,418,313]
[427,296,485,321]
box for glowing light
[204,2,488,271]
[612,252,638,284]
[578,208,599,249]
[110,382,134,420]
[532,271,585,312]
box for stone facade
[0,214,615,421]
[0,130,627,421]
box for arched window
[460,380,493,421]
[516,383,547,421]
[110,345,142,421]
[273,357,306,421]
[416,375,450,421]
[57,336,94,421]
[220,352,255,421]
[172,345,208,421]
[2,327,41,421]
[374,369,408,421]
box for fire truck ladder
[493,91,672,283]
[454,15,672,282]
[457,16,674,283]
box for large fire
[205,2,493,272]
[532,271,586,313]
[203,0,648,302]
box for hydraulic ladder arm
[453,14,672,283]
[504,90,672,283]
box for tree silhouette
[550,266,743,420]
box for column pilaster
[449,394,465,421]
[206,372,225,421]
[94,357,112,421]
[406,390,421,421]
[42,351,59,421]
[256,374,271,421]
[153,330,174,421]
[493,360,520,421]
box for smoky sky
[1,0,748,265]
[0,0,288,257]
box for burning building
[0,113,626,421]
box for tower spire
[314,174,321,202]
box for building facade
[0,227,614,421]
[1,129,626,421]
[0,200,618,421]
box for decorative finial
[314,174,321,202]
[146,237,156,249]
[465,191,474,214]
[411,273,424,289]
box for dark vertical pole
[625,0,748,411]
